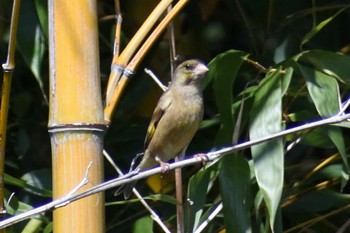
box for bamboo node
[123,68,135,78]
[2,64,14,73]
[48,123,108,134]
[111,64,125,73]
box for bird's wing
[144,91,172,149]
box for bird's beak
[195,63,209,76]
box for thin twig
[144,68,168,92]
[194,202,223,233]
[54,162,92,208]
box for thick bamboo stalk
[48,0,105,232]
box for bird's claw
[194,153,209,165]
[155,156,170,172]
[160,162,170,173]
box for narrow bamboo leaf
[208,50,248,144]
[299,65,340,117]
[299,65,348,185]
[34,0,48,39]
[219,155,252,233]
[22,218,43,233]
[301,50,350,85]
[21,169,53,197]
[284,190,350,213]
[186,164,218,232]
[301,6,350,46]
[43,223,53,233]
[326,126,349,188]
[249,69,285,229]
[305,164,342,185]
[281,67,294,94]
[5,173,52,198]
[133,216,153,233]
[17,0,47,101]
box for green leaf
[34,0,48,39]
[298,64,340,117]
[22,218,43,233]
[208,50,249,145]
[301,6,350,46]
[219,155,252,233]
[17,0,47,101]
[249,69,286,229]
[21,169,53,197]
[301,50,350,85]
[299,127,334,148]
[284,190,350,213]
[326,126,349,187]
[5,173,52,198]
[133,216,153,233]
[186,163,218,232]
[43,222,53,233]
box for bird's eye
[185,64,194,70]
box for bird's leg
[155,156,170,172]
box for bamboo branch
[113,0,122,57]
[0,0,21,228]
[104,0,190,122]
[105,0,174,105]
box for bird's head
[173,60,209,86]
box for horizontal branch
[1,112,350,229]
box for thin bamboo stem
[104,0,189,122]
[105,0,174,104]
[0,0,21,230]
[113,0,122,57]
[165,4,185,232]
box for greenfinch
[123,59,208,199]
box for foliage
[1,0,350,232]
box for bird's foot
[160,162,170,173]
[155,156,170,172]
[194,153,209,165]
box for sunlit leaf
[301,50,350,85]
[249,68,289,229]
[298,64,340,117]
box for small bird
[122,59,209,199]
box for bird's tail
[114,180,137,199]
[123,181,136,199]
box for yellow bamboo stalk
[104,0,189,122]
[48,0,105,232]
[0,1,21,231]
[105,0,173,106]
